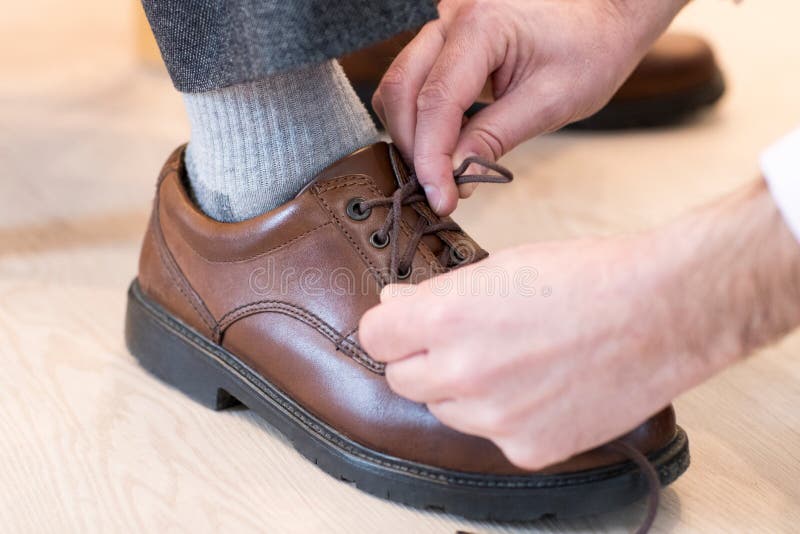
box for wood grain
[1,0,800,532]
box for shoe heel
[125,281,240,411]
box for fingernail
[423,184,442,212]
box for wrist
[648,180,800,388]
[611,0,690,57]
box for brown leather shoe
[341,31,724,130]
[125,143,689,520]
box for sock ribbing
[182,60,380,222]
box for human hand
[372,0,687,214]
[359,180,800,469]
[360,237,687,468]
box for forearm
[651,180,800,386]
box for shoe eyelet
[346,197,371,221]
[450,246,468,265]
[396,265,412,280]
[369,231,390,249]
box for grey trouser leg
[141,0,437,92]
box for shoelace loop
[353,155,660,533]
[355,156,513,281]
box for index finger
[413,24,498,215]
[373,21,446,162]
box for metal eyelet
[369,231,390,249]
[346,197,371,221]
[450,246,468,265]
[396,265,412,280]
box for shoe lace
[355,156,661,533]
[355,156,513,280]
[606,440,661,534]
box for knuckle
[420,18,444,38]
[457,0,502,34]
[470,124,507,161]
[461,0,496,28]
[457,0,482,18]
[440,358,481,396]
[379,65,409,103]
[417,79,455,114]
[423,301,451,328]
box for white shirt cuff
[761,127,800,243]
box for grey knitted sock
[182,60,380,222]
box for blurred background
[1,1,799,533]
[3,1,800,249]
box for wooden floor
[2,1,800,532]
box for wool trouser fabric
[141,0,437,92]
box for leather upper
[138,143,677,475]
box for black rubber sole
[125,280,690,522]
[356,70,725,131]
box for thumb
[454,88,563,165]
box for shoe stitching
[153,179,216,334]
[337,178,444,269]
[313,176,442,282]
[135,283,690,489]
[354,153,511,274]
[215,300,384,373]
[153,228,215,334]
[314,176,374,194]
[157,145,184,187]
[314,182,389,286]
[410,201,481,262]
[181,221,334,264]
[336,325,360,350]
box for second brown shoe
[125,143,689,521]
